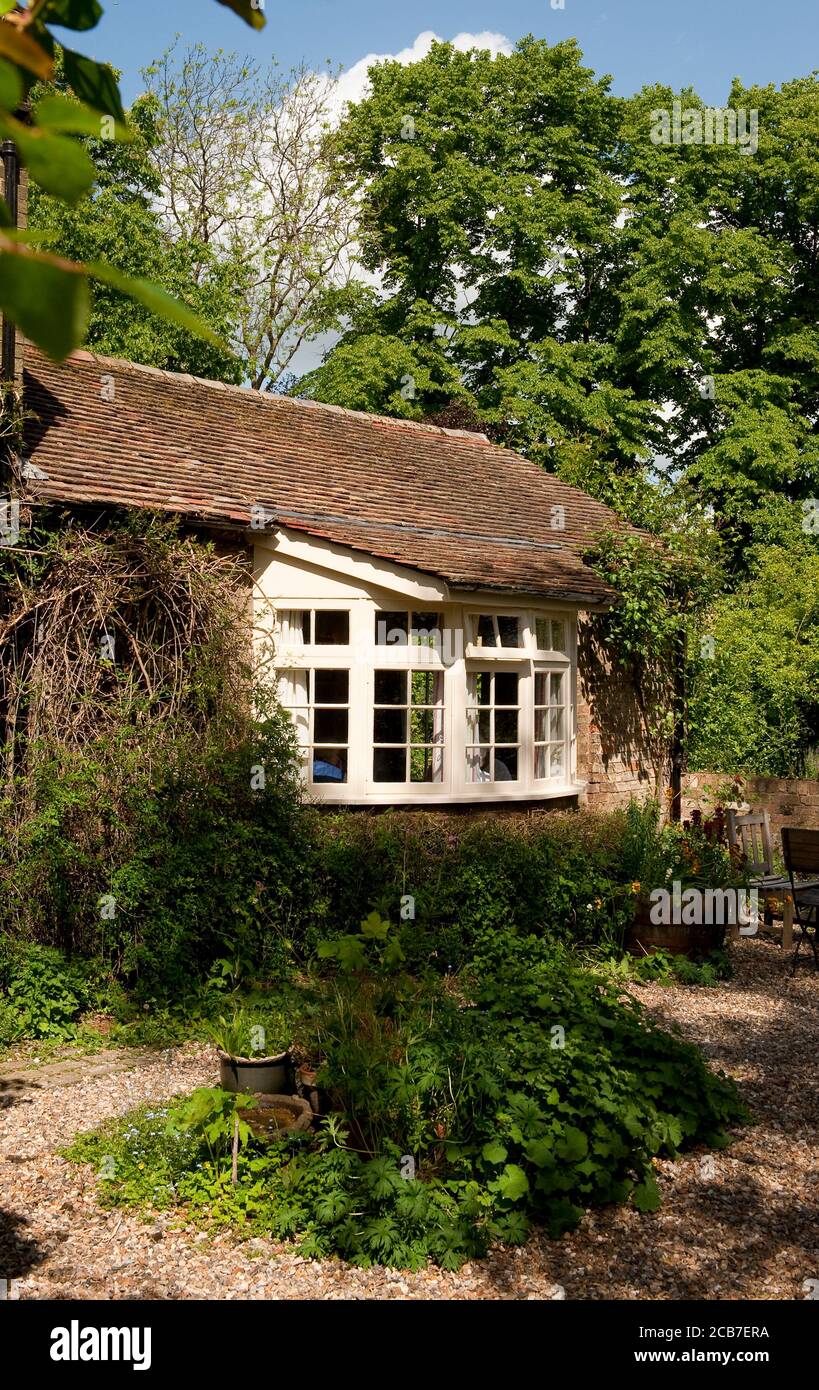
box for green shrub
[65,934,748,1269]
[0,942,108,1043]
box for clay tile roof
[20,344,624,603]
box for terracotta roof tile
[20,345,624,603]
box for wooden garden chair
[726,809,819,947]
[781,828,819,973]
[726,810,787,889]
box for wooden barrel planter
[625,899,726,959]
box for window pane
[471,671,492,705]
[551,620,567,653]
[466,748,491,782]
[534,672,548,706]
[411,670,443,706]
[476,614,495,647]
[494,672,519,706]
[495,709,519,743]
[374,670,406,705]
[535,709,548,742]
[374,747,406,782]
[314,708,348,743]
[279,609,309,644]
[314,669,349,704]
[410,746,443,783]
[492,748,518,780]
[550,672,563,704]
[550,707,564,740]
[534,745,548,779]
[535,617,550,651]
[314,610,349,645]
[375,611,408,645]
[550,744,565,778]
[470,709,491,743]
[412,612,442,646]
[374,708,406,743]
[277,669,308,706]
[497,615,520,648]
[410,707,438,743]
[312,749,347,783]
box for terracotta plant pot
[218,1049,291,1095]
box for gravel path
[1,938,817,1301]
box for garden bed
[0,940,815,1299]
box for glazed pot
[218,1049,291,1095]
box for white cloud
[329,29,513,118]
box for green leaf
[496,1163,530,1202]
[0,23,53,78]
[545,1197,583,1238]
[62,47,124,121]
[0,55,22,109]
[360,911,390,940]
[215,0,267,30]
[34,93,132,142]
[481,1140,507,1165]
[85,261,225,347]
[555,1125,588,1163]
[523,1137,554,1168]
[632,1171,662,1213]
[1,115,96,202]
[47,0,104,29]
[0,244,89,360]
[382,937,405,970]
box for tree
[142,44,361,390]
[687,547,819,776]
[28,90,243,379]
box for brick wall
[576,617,663,811]
[683,772,819,840]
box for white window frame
[271,598,579,804]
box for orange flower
[631,881,641,895]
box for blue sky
[73,0,819,106]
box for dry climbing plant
[0,514,253,795]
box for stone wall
[682,772,819,840]
[576,617,663,811]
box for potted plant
[620,801,736,958]
[211,1013,292,1095]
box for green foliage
[65,937,747,1269]
[0,941,107,1042]
[168,1086,254,1158]
[688,546,819,774]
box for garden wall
[682,771,819,840]
[576,619,661,811]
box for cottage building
[13,345,657,810]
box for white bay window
[271,598,577,803]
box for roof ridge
[57,346,492,445]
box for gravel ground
[1,937,817,1301]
